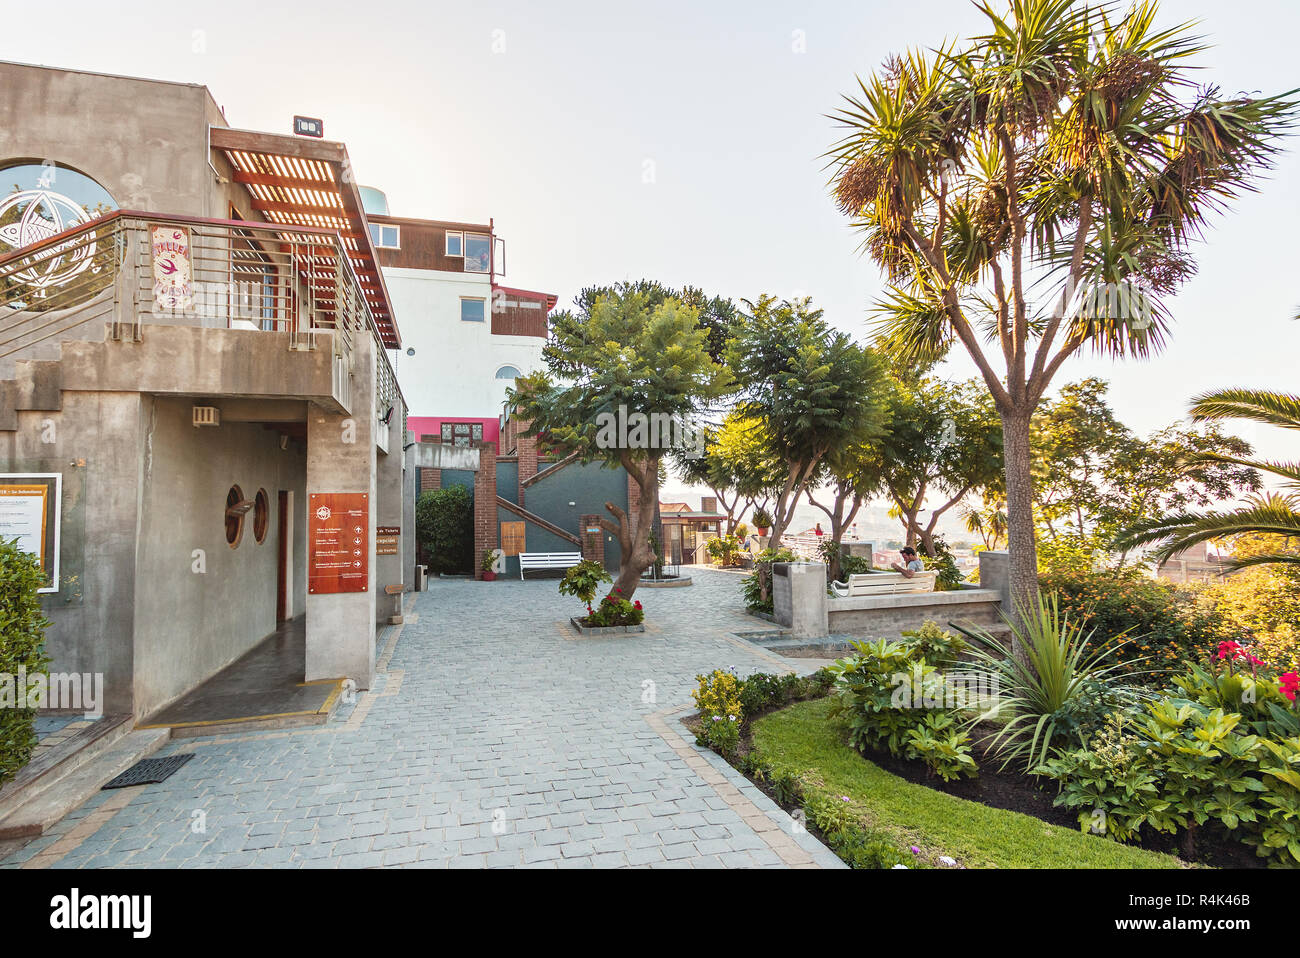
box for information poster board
[0,473,61,593]
[307,492,368,594]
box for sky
[5,0,1297,516]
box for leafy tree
[1032,379,1259,570]
[711,411,789,521]
[572,280,738,366]
[512,287,733,598]
[671,426,745,534]
[727,295,890,552]
[880,376,1004,556]
[1031,379,1130,538]
[828,0,1298,611]
[806,430,888,582]
[1118,389,1300,569]
[964,494,1008,550]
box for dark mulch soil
[859,727,1263,869]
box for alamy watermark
[0,668,104,718]
[595,404,705,459]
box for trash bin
[415,564,427,591]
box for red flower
[1280,673,1299,702]
[634,600,642,610]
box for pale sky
[7,0,1298,470]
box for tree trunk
[603,454,662,601]
[1000,409,1039,619]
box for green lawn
[751,697,1186,869]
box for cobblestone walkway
[1,568,842,869]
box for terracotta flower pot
[482,571,497,581]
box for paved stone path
[1,568,842,869]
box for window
[464,233,491,273]
[225,485,247,548]
[445,231,463,256]
[440,422,483,447]
[501,521,525,557]
[461,298,486,323]
[253,489,270,544]
[368,223,400,249]
[495,365,521,380]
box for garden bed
[857,725,1259,869]
[569,617,646,636]
[736,697,1184,869]
[637,575,692,589]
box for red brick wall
[473,441,498,579]
[420,468,442,492]
[580,514,605,567]
[516,419,537,507]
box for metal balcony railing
[0,210,387,410]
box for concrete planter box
[637,575,692,589]
[570,617,646,636]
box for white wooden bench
[519,551,584,580]
[831,571,936,597]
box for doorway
[277,490,293,623]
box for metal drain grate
[101,754,194,790]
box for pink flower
[1280,673,1299,702]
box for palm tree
[826,0,1297,612]
[1117,389,1300,569]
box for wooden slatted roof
[210,126,401,348]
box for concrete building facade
[0,62,413,721]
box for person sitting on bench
[891,546,925,578]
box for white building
[360,187,555,442]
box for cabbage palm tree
[827,0,1297,613]
[1117,389,1300,568]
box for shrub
[1038,648,1300,867]
[1,537,51,788]
[742,547,796,614]
[751,508,773,529]
[1039,569,1213,677]
[922,536,966,591]
[1187,566,1300,674]
[899,621,967,668]
[705,534,743,566]
[828,639,977,781]
[692,669,744,756]
[1040,688,1300,867]
[558,559,612,607]
[585,591,644,628]
[738,669,835,719]
[415,486,473,574]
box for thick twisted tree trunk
[600,453,661,601]
[1000,409,1039,619]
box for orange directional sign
[308,493,369,594]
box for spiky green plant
[955,592,1146,772]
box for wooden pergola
[210,127,401,349]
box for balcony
[0,210,398,414]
